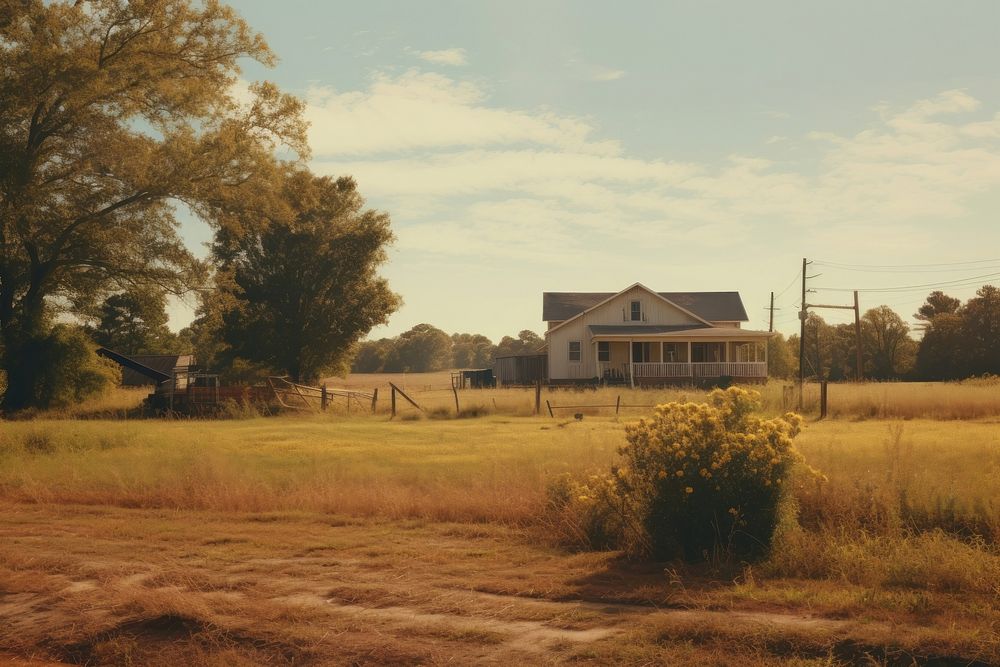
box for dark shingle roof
[543,291,749,323]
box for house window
[598,342,610,362]
[568,341,581,362]
[630,300,642,321]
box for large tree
[916,311,967,380]
[383,324,452,373]
[0,0,305,409]
[861,305,916,379]
[915,290,961,323]
[217,170,400,382]
[493,330,543,358]
[451,332,494,368]
[961,285,1000,376]
[88,289,178,355]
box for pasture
[1,381,999,665]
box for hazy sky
[172,0,1000,340]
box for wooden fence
[268,377,377,413]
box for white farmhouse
[544,283,772,385]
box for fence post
[535,380,541,415]
[321,384,328,411]
[391,385,397,418]
[453,385,460,415]
[615,395,621,415]
[371,388,378,414]
[546,400,553,418]
[820,380,828,419]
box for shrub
[544,473,627,551]
[31,325,120,409]
[617,387,806,562]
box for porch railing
[628,362,767,379]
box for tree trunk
[1,304,47,413]
[2,341,42,412]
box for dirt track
[0,503,992,665]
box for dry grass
[2,503,996,666]
[324,376,1000,421]
[0,416,620,522]
[4,391,1000,663]
[2,416,999,590]
[53,373,1000,422]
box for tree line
[352,328,543,373]
[768,286,1000,381]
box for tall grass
[359,378,1000,421]
[4,408,1000,593]
[0,417,620,522]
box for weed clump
[547,388,813,562]
[24,431,56,455]
[619,387,808,561]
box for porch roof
[589,325,773,339]
[588,324,708,335]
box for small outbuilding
[96,348,195,388]
[493,353,548,386]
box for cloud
[417,47,468,66]
[304,71,1000,266]
[304,70,621,157]
[590,66,625,82]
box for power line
[812,264,1000,274]
[813,270,1000,294]
[814,257,1000,270]
[773,268,801,299]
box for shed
[493,353,548,386]
[96,348,196,387]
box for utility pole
[798,258,807,410]
[854,290,863,382]
[767,291,776,332]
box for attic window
[568,341,581,362]
[630,300,642,321]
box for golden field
[1,381,999,665]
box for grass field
[332,373,1000,421]
[2,402,1000,664]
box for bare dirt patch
[0,502,995,665]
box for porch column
[628,339,635,389]
[660,341,664,366]
[594,341,600,381]
[687,341,692,378]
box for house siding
[547,286,704,380]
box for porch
[595,339,768,384]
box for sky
[171,0,1000,341]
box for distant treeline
[351,326,543,373]
[772,286,1000,381]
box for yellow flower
[685,486,694,494]
[675,470,684,477]
[657,470,667,480]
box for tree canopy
[383,324,453,373]
[87,288,186,355]
[0,0,306,409]
[916,285,1000,379]
[215,171,400,383]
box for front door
[631,342,652,363]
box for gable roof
[545,283,715,336]
[543,290,748,322]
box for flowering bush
[617,387,805,561]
